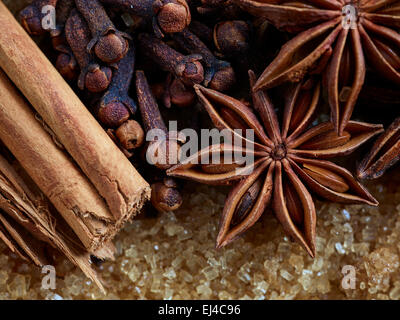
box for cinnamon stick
[0,153,105,292]
[0,69,113,252]
[0,1,150,223]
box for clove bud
[100,0,191,38]
[49,0,75,46]
[96,43,137,127]
[37,0,79,81]
[136,70,185,170]
[172,28,236,92]
[151,178,183,212]
[75,0,130,64]
[138,33,204,87]
[115,120,145,150]
[65,9,112,93]
[213,20,251,58]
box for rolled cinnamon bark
[0,69,112,251]
[0,2,150,223]
[0,152,104,291]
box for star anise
[236,0,400,135]
[357,117,400,179]
[167,71,383,257]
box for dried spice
[100,0,191,37]
[0,0,400,299]
[51,1,80,80]
[168,72,383,256]
[139,33,205,87]
[0,69,112,252]
[151,177,183,212]
[0,2,151,229]
[135,70,184,212]
[75,0,130,64]
[66,9,112,92]
[165,77,196,107]
[136,70,185,170]
[237,0,400,134]
[0,153,105,292]
[6,0,400,295]
[106,128,132,158]
[115,120,145,150]
[96,43,137,127]
[19,0,79,80]
[55,45,79,81]
[358,117,400,179]
[213,20,251,59]
[49,0,75,46]
[172,28,236,91]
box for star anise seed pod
[357,117,400,179]
[167,71,383,257]
[237,0,400,135]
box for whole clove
[99,0,191,38]
[65,9,112,93]
[172,28,236,92]
[213,20,250,58]
[75,0,130,64]
[138,33,204,87]
[96,43,136,127]
[136,70,185,170]
[115,120,145,150]
[151,178,183,212]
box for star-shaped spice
[236,0,400,135]
[167,71,383,257]
[358,117,400,179]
